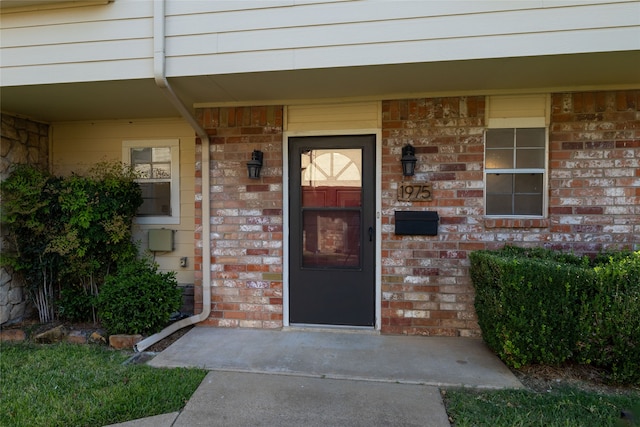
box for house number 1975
[397,183,433,202]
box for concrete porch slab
[148,327,522,389]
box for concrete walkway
[106,327,522,426]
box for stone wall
[0,113,49,325]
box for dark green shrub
[470,249,592,368]
[58,286,95,322]
[471,247,640,385]
[0,165,63,323]
[577,252,640,384]
[97,258,182,335]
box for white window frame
[122,139,180,225]
[483,127,548,218]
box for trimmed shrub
[470,247,639,384]
[577,252,640,384]
[97,258,182,335]
[470,248,593,368]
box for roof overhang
[1,51,639,123]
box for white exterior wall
[2,0,638,86]
[50,118,197,285]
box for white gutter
[135,0,211,352]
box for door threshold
[285,323,379,335]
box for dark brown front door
[289,135,375,326]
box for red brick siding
[548,91,640,254]
[192,90,638,337]
[381,97,485,337]
[380,90,639,337]
[194,106,284,328]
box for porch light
[401,144,417,177]
[247,150,264,179]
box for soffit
[1,51,638,123]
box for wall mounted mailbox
[395,211,439,236]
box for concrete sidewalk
[106,327,522,426]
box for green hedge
[97,258,182,335]
[470,247,640,385]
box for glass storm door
[289,135,375,326]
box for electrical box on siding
[394,211,439,236]
[148,229,173,252]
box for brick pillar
[381,97,485,337]
[549,90,640,255]
[195,106,284,328]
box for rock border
[0,323,144,350]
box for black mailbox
[394,211,439,236]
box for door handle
[368,226,373,242]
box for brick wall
[195,106,284,328]
[548,91,640,253]
[380,90,639,337]
[381,97,486,337]
[193,90,638,337]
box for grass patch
[444,387,640,427]
[0,343,207,427]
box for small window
[123,140,179,224]
[485,128,546,216]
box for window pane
[487,173,513,193]
[302,210,361,268]
[486,195,512,215]
[515,174,543,193]
[137,182,171,216]
[131,147,151,164]
[516,148,545,168]
[514,194,543,215]
[516,128,545,148]
[301,149,362,208]
[152,147,171,162]
[134,163,152,178]
[486,129,514,148]
[485,128,545,217]
[152,163,171,179]
[486,149,513,169]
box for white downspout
[135,0,211,352]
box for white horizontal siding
[1,0,638,86]
[167,26,639,77]
[169,4,637,55]
[2,17,150,48]
[0,0,149,28]
[162,0,637,37]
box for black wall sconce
[401,144,417,176]
[247,150,264,179]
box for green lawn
[444,386,640,427]
[0,343,207,427]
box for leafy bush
[97,258,182,335]
[0,162,142,323]
[58,286,96,322]
[577,252,640,384]
[471,247,640,384]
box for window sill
[134,216,180,225]
[484,218,549,229]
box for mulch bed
[512,364,639,395]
